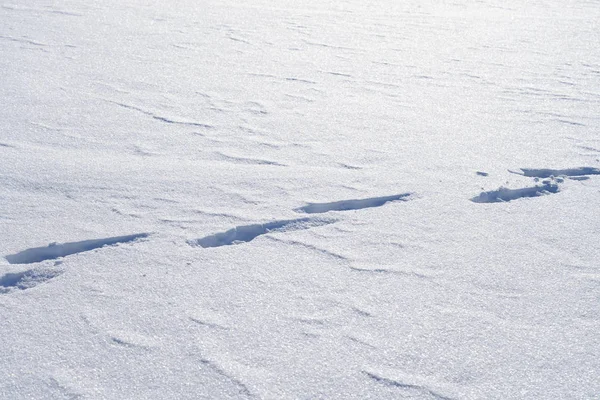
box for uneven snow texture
[1,0,600,399]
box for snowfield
[1,0,599,398]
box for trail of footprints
[473,166,599,203]
[190,193,413,249]
[1,166,598,292]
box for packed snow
[1,0,599,398]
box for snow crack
[364,371,454,400]
[199,358,254,398]
[105,99,214,128]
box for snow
[1,0,599,398]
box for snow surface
[1,0,600,398]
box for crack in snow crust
[364,372,454,400]
[296,193,412,214]
[189,218,336,248]
[105,99,214,128]
[471,184,559,203]
[5,233,149,264]
[199,358,254,398]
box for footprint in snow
[509,167,600,179]
[188,218,335,248]
[0,267,64,294]
[5,233,149,264]
[295,193,413,214]
[471,183,559,203]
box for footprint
[510,167,600,178]
[295,193,412,214]
[471,183,559,203]
[189,218,335,248]
[0,267,63,293]
[5,233,149,264]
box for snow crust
[1,0,599,398]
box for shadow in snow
[296,193,412,214]
[471,184,559,203]
[5,233,149,264]
[189,218,335,248]
[511,167,600,178]
[0,267,63,293]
